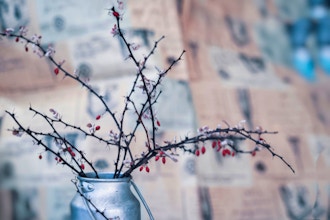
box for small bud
[146,166,150,173]
[95,125,101,131]
[80,164,85,170]
[12,130,19,136]
[25,46,28,52]
[39,154,42,159]
[139,166,144,172]
[251,151,256,157]
[259,137,265,144]
[155,155,160,161]
[156,120,161,127]
[212,141,217,148]
[162,157,166,164]
[96,115,101,120]
[15,37,19,42]
[70,152,76,157]
[12,129,23,137]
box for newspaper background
[0,0,330,219]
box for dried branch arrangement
[0,5,295,181]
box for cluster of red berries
[195,146,206,156]
[221,148,235,157]
[139,151,168,173]
[155,151,166,164]
[93,114,102,131]
[195,140,258,158]
[139,165,150,173]
[195,141,235,157]
[64,147,76,157]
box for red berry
[95,125,101,131]
[54,67,59,75]
[80,164,85,170]
[146,166,150,173]
[15,37,19,42]
[139,166,144,172]
[96,115,101,120]
[195,149,200,157]
[162,157,166,164]
[222,149,230,157]
[25,46,28,52]
[212,141,217,148]
[70,152,76,157]
[39,154,42,159]
[251,151,256,157]
[156,120,161,127]
[155,155,160,161]
[201,146,206,154]
[232,151,236,157]
[113,11,120,18]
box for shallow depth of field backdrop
[1,0,330,220]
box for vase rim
[77,172,132,182]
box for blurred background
[1,0,330,219]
